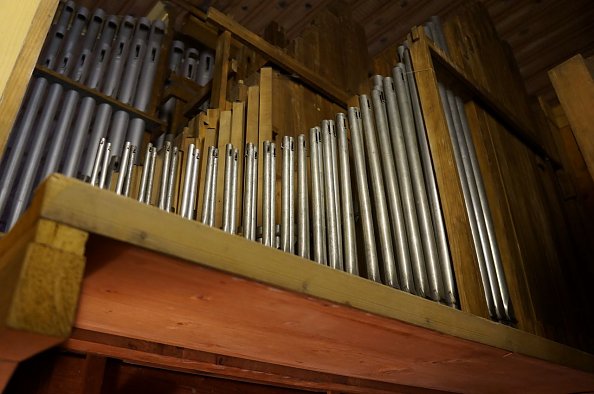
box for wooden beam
[549,54,594,182]
[211,31,231,110]
[205,8,350,108]
[65,329,431,394]
[0,0,59,156]
[25,174,594,380]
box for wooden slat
[205,7,350,107]
[464,102,538,335]
[65,330,427,394]
[210,31,231,110]
[0,0,59,156]
[549,54,594,182]
[230,101,246,228]
[215,110,232,228]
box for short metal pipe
[180,144,195,217]
[123,145,137,197]
[138,143,154,203]
[116,142,132,195]
[90,138,106,186]
[158,142,172,210]
[309,128,326,264]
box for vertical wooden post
[80,354,107,394]
[211,31,232,110]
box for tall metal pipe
[4,6,90,228]
[454,95,513,319]
[382,77,424,296]
[347,107,380,283]
[359,95,399,289]
[202,146,218,226]
[296,134,310,259]
[336,113,358,275]
[40,8,106,182]
[63,15,136,178]
[125,20,167,157]
[281,136,295,253]
[223,144,235,233]
[262,141,272,246]
[329,120,343,269]
[370,88,417,294]
[399,49,456,305]
[437,82,497,317]
[243,143,256,240]
[321,121,340,270]
[392,64,435,299]
[187,148,201,219]
[0,1,73,220]
[309,128,326,264]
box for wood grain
[26,174,594,378]
[549,54,594,182]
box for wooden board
[0,0,59,156]
[210,31,231,110]
[549,54,594,182]
[20,174,594,382]
[206,8,350,107]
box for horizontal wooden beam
[17,175,594,391]
[205,7,351,107]
[65,329,432,394]
[34,66,165,132]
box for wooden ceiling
[89,0,594,104]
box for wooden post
[211,31,231,110]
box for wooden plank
[230,101,246,228]
[245,86,260,144]
[206,8,350,107]
[80,354,106,394]
[215,110,232,228]
[258,68,273,228]
[65,330,426,394]
[27,174,594,377]
[210,31,231,110]
[408,32,489,318]
[61,230,594,393]
[464,102,538,335]
[549,54,594,182]
[0,0,59,156]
